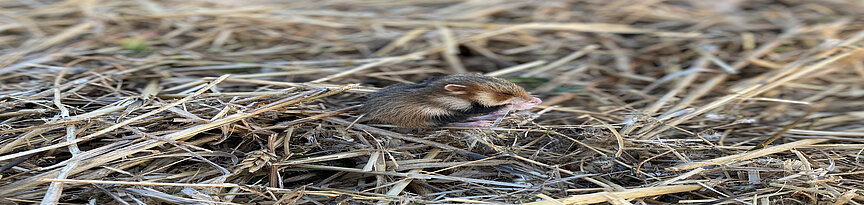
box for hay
[1,0,863,204]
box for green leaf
[118,37,149,52]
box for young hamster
[360,74,542,127]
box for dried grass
[1,0,864,204]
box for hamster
[360,74,542,127]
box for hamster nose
[528,97,542,105]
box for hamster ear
[444,84,469,94]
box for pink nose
[508,97,542,111]
[528,97,542,105]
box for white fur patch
[434,96,473,110]
[475,92,500,106]
[476,92,532,107]
[419,106,452,116]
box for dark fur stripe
[463,103,505,115]
[431,103,504,126]
[431,113,471,126]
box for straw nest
[1,0,864,204]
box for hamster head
[433,74,541,108]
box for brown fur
[360,74,533,127]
